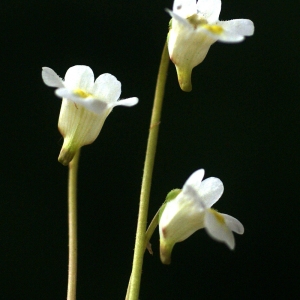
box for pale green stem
[67,149,80,300]
[128,42,169,300]
[126,211,160,300]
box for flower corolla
[159,169,244,264]
[42,65,138,165]
[167,0,254,91]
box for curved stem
[128,42,169,300]
[67,150,80,300]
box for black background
[1,0,299,299]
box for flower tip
[161,255,171,265]
[42,67,64,88]
[116,97,139,107]
[179,81,192,92]
[159,241,173,265]
[165,7,171,14]
[58,146,77,166]
[131,97,139,106]
[227,238,235,250]
[175,66,192,92]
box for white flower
[159,169,244,264]
[42,65,138,165]
[167,0,255,91]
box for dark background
[1,0,299,299]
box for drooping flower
[42,65,138,165]
[167,0,255,91]
[159,169,244,264]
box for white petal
[55,88,108,115]
[74,98,108,115]
[64,65,94,91]
[159,194,205,243]
[55,88,79,100]
[222,214,244,234]
[166,9,193,30]
[198,177,224,208]
[42,67,64,88]
[215,30,245,43]
[204,209,235,249]
[172,0,197,18]
[182,169,205,196]
[197,0,221,23]
[92,73,121,105]
[113,97,139,108]
[198,25,244,43]
[218,19,254,36]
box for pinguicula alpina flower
[159,169,244,264]
[42,65,138,165]
[167,0,255,91]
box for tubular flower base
[42,65,138,165]
[167,0,254,91]
[159,169,244,264]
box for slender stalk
[67,149,80,300]
[128,42,169,300]
[125,210,160,300]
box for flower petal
[55,88,75,99]
[197,0,221,23]
[222,213,244,234]
[159,193,205,244]
[166,9,193,30]
[92,73,121,105]
[204,209,235,249]
[64,65,94,91]
[75,98,108,115]
[55,88,108,114]
[42,67,64,88]
[182,169,205,196]
[198,177,224,208]
[172,0,197,18]
[113,97,139,108]
[218,19,254,36]
[209,28,245,43]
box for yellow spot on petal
[74,89,91,98]
[203,24,224,35]
[210,209,225,224]
[187,14,208,29]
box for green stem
[126,210,160,300]
[67,150,80,300]
[128,42,169,300]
